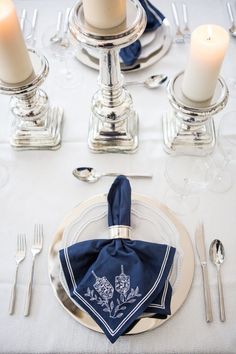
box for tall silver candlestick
[0,49,63,150]
[162,71,229,156]
[69,0,146,153]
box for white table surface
[0,0,236,353]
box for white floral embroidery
[84,265,142,319]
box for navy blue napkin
[60,176,176,343]
[120,0,165,66]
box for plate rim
[48,193,195,335]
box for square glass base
[10,107,63,150]
[88,111,139,153]
[162,110,216,156]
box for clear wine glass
[206,111,236,193]
[164,155,209,215]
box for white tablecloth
[0,0,236,353]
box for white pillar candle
[182,25,229,102]
[0,0,33,84]
[83,0,126,29]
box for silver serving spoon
[125,74,168,89]
[209,239,226,322]
[73,167,153,183]
[50,12,63,44]
[226,2,236,37]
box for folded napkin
[60,176,176,343]
[120,0,165,66]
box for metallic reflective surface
[75,18,172,72]
[0,49,63,150]
[195,223,213,323]
[126,74,168,89]
[69,0,146,153]
[163,71,229,156]
[48,193,194,335]
[109,225,132,239]
[72,167,153,182]
[209,239,226,322]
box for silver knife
[195,223,213,322]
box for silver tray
[48,193,194,335]
[75,19,172,72]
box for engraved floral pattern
[84,265,142,319]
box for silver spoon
[125,74,168,89]
[50,12,62,44]
[226,2,236,37]
[73,167,153,183]
[209,239,226,322]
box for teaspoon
[209,239,226,322]
[125,74,168,89]
[73,167,152,183]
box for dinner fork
[182,3,191,40]
[24,224,43,317]
[30,9,38,47]
[226,2,236,37]
[9,234,26,315]
[20,8,27,32]
[171,2,185,43]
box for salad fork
[24,224,43,317]
[9,234,26,315]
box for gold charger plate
[48,193,194,335]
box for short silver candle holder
[69,0,146,153]
[163,71,229,156]
[0,49,63,150]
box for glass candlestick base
[162,71,229,156]
[69,0,146,153]
[0,49,63,150]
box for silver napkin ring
[109,225,132,239]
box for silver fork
[20,8,27,32]
[60,8,71,48]
[171,2,185,43]
[9,234,26,315]
[30,9,38,47]
[24,224,43,317]
[182,3,191,40]
[226,2,236,37]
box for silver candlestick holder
[162,71,229,156]
[0,49,63,150]
[69,0,146,153]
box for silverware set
[171,2,191,43]
[9,224,43,316]
[195,223,226,322]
